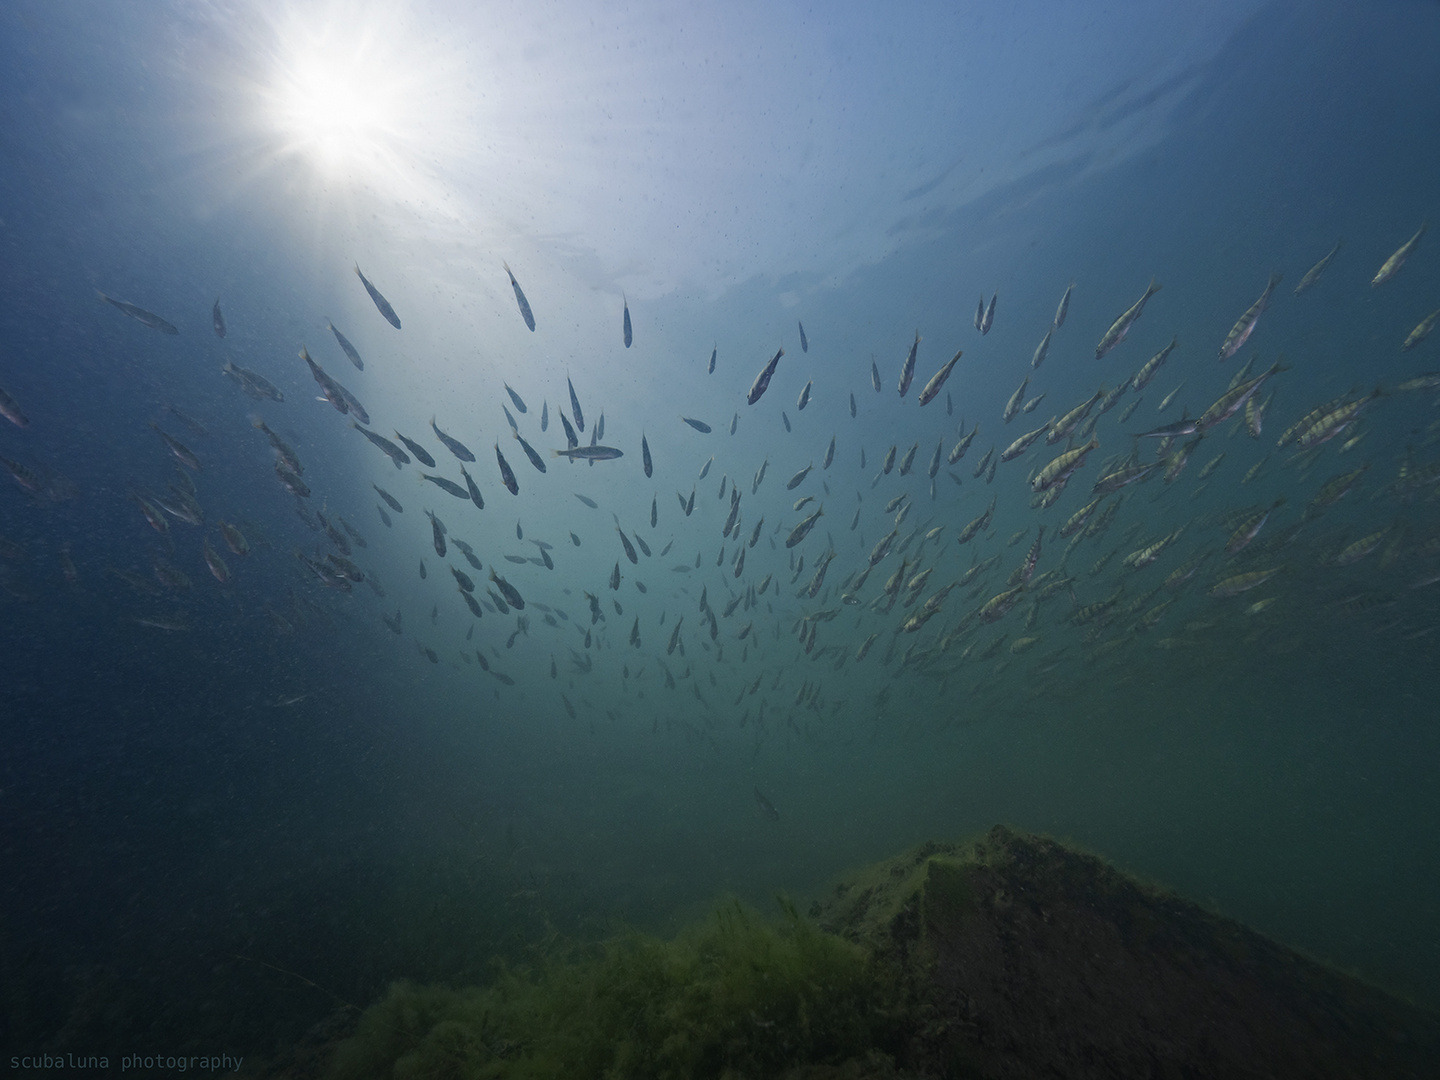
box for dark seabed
[1,0,1438,1074]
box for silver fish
[354,264,401,328]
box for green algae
[314,826,1440,1080]
[326,898,902,1080]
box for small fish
[541,400,549,431]
[1131,337,1178,392]
[622,294,633,348]
[1092,459,1161,495]
[797,380,813,411]
[1095,279,1161,359]
[503,261,535,331]
[460,464,485,509]
[512,430,547,473]
[1157,383,1184,412]
[1133,415,1200,439]
[98,292,178,334]
[823,435,836,469]
[212,298,226,338]
[150,423,201,471]
[426,510,447,557]
[222,361,283,402]
[374,485,404,513]
[218,519,250,555]
[641,434,653,478]
[708,345,717,374]
[1219,272,1281,361]
[782,411,791,432]
[504,383,529,413]
[1030,327,1054,371]
[327,320,364,370]
[617,526,638,564]
[553,445,624,461]
[975,296,985,331]
[394,431,435,467]
[0,385,28,429]
[201,538,230,584]
[682,416,712,433]
[354,423,411,468]
[502,404,518,431]
[785,504,823,548]
[1053,282,1074,328]
[1032,437,1099,493]
[917,348,962,406]
[421,472,470,499]
[787,463,813,490]
[850,392,857,418]
[559,410,579,451]
[897,331,921,397]
[1210,568,1281,598]
[981,292,997,334]
[490,568,525,609]
[754,787,780,821]
[299,346,362,421]
[1402,309,1440,351]
[354,264,401,328]
[430,416,475,462]
[1372,223,1425,287]
[568,376,585,432]
[1000,423,1049,463]
[574,493,598,508]
[747,347,784,405]
[1195,359,1283,434]
[651,494,658,527]
[898,443,918,475]
[451,564,476,593]
[870,359,882,393]
[495,444,519,494]
[1225,498,1285,554]
[1003,376,1030,423]
[1294,239,1341,295]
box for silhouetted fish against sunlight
[354,264,401,328]
[503,261,535,331]
[98,292,178,334]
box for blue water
[2,0,1439,1065]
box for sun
[260,12,407,179]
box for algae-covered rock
[311,826,1440,1079]
[323,898,904,1080]
[814,825,1440,1078]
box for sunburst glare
[251,2,469,220]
